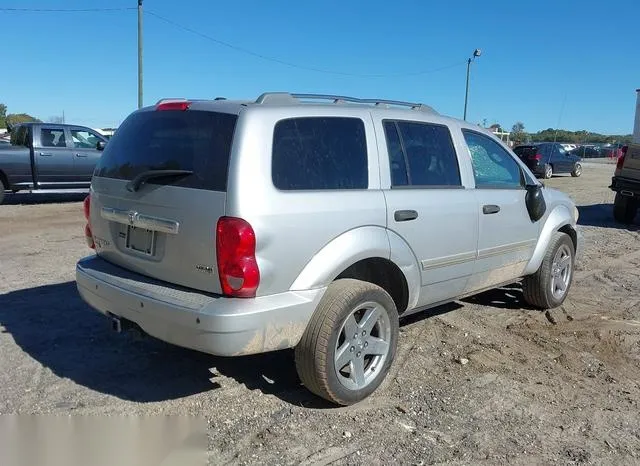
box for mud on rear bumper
[75,255,325,356]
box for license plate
[126,226,156,255]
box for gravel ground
[1,161,639,465]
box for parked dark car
[569,145,603,158]
[513,142,583,179]
[600,143,625,159]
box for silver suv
[76,93,583,405]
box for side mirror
[525,184,546,222]
[96,140,107,151]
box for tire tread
[522,232,573,309]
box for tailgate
[88,107,238,294]
[90,178,225,294]
[621,144,640,180]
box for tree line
[2,102,633,145]
[507,121,632,145]
[0,103,40,128]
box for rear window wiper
[126,169,194,192]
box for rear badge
[94,237,111,248]
[196,265,214,274]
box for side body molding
[523,205,574,275]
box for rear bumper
[525,161,544,175]
[610,176,640,196]
[75,255,326,356]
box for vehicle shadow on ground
[461,282,535,310]
[577,204,639,229]
[3,193,87,205]
[0,281,535,408]
[0,281,330,407]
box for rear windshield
[94,110,237,191]
[513,146,538,158]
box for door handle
[394,210,418,222]
[75,153,88,158]
[39,152,53,157]
[482,205,501,215]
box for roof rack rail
[254,92,437,113]
[255,92,298,105]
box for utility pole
[463,49,482,121]
[138,0,144,109]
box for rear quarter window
[94,110,237,191]
[271,117,368,190]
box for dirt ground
[1,160,639,465]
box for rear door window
[383,120,461,187]
[94,110,237,191]
[272,117,368,190]
[40,128,67,148]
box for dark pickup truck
[0,122,108,204]
[610,143,640,224]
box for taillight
[83,194,95,249]
[216,217,260,298]
[528,154,543,161]
[616,149,627,171]
[83,194,91,221]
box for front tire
[295,278,399,406]
[543,164,553,179]
[613,193,638,224]
[522,232,575,309]
[571,163,582,177]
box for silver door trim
[477,239,536,260]
[421,251,477,271]
[101,207,180,234]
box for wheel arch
[289,226,420,314]
[524,205,576,275]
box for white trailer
[634,88,640,143]
[610,88,640,223]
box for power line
[0,7,136,12]
[1,5,467,79]
[146,10,466,78]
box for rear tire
[571,163,582,177]
[295,278,399,406]
[522,232,575,309]
[0,178,7,205]
[543,164,553,179]
[613,193,638,224]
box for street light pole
[463,49,481,121]
[138,0,143,109]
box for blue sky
[2,0,638,134]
